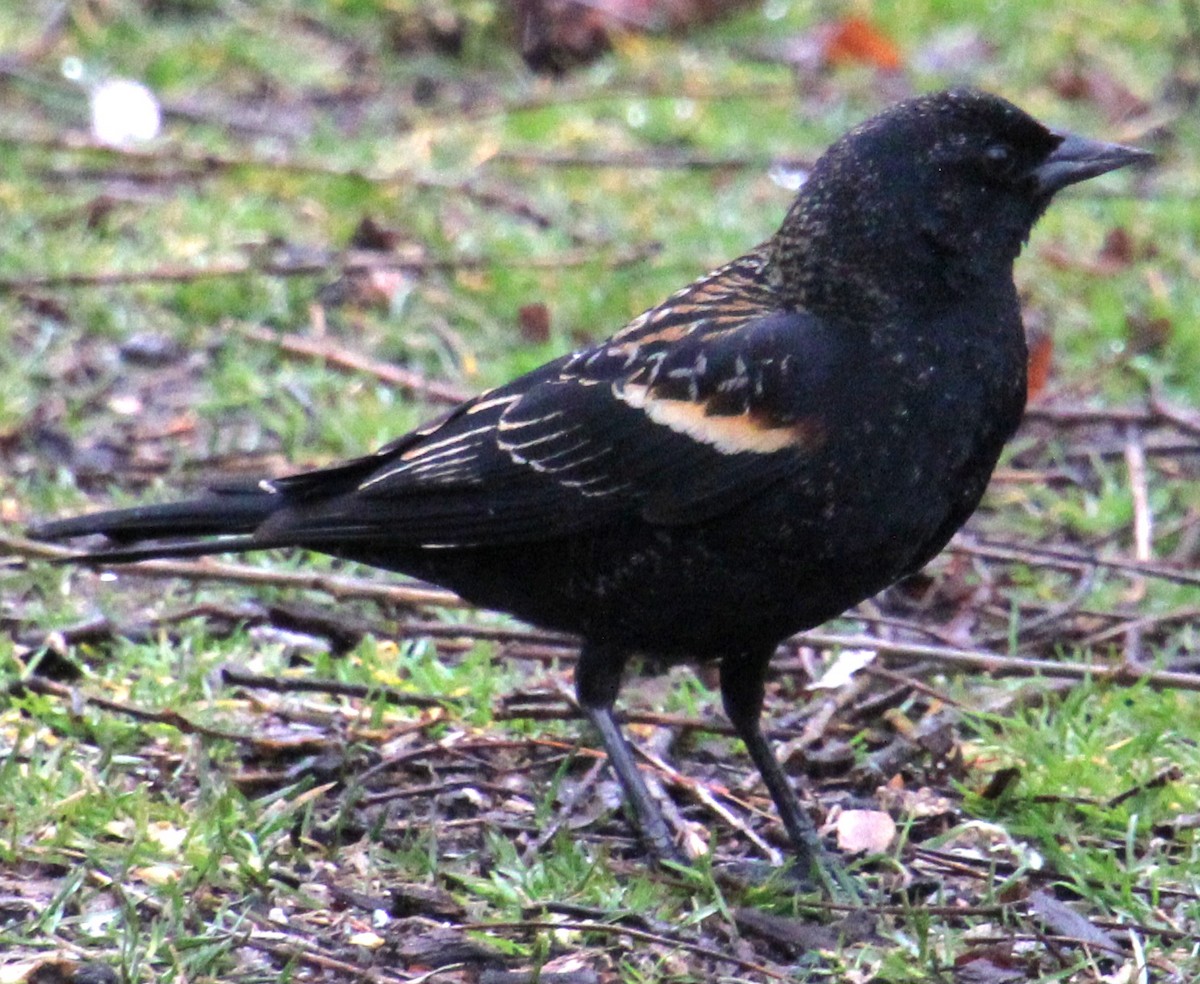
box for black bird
[30,89,1149,894]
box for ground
[2,2,1200,981]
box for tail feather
[27,486,280,563]
[55,535,265,566]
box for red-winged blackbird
[30,89,1149,895]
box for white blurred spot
[673,98,696,121]
[769,161,809,192]
[90,78,162,147]
[61,56,85,83]
[107,393,143,416]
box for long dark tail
[26,481,280,564]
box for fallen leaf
[1125,313,1172,355]
[518,302,552,344]
[953,945,1029,984]
[384,10,465,58]
[17,293,71,323]
[514,0,612,75]
[834,808,896,854]
[132,864,180,886]
[119,331,184,367]
[1027,889,1120,950]
[823,16,903,71]
[1097,227,1135,270]
[876,784,957,819]
[318,269,410,311]
[1049,64,1151,122]
[734,908,843,951]
[809,647,876,690]
[1026,329,1054,401]
[1039,227,1152,277]
[349,215,402,251]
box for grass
[2,0,1199,980]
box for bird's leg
[575,643,683,864]
[720,652,860,901]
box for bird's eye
[983,142,1015,178]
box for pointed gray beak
[1032,131,1154,198]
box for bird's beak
[1031,131,1154,198]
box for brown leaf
[514,0,612,75]
[734,907,842,951]
[16,960,119,984]
[349,215,402,252]
[86,193,118,230]
[1125,313,1172,355]
[384,10,465,58]
[518,302,552,344]
[17,292,71,324]
[393,922,500,966]
[513,0,759,74]
[953,946,1030,984]
[1039,228,1152,278]
[1049,65,1151,123]
[1097,227,1135,270]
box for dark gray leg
[576,642,682,863]
[720,651,859,900]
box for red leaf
[1026,329,1054,401]
[823,17,903,71]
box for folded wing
[256,306,845,549]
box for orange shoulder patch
[618,383,823,455]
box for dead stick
[952,538,1200,589]
[0,242,660,293]
[12,676,250,741]
[3,533,466,609]
[237,323,470,405]
[459,920,789,981]
[794,630,1200,692]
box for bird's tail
[26,481,279,564]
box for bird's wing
[261,262,846,548]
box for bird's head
[772,88,1151,315]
